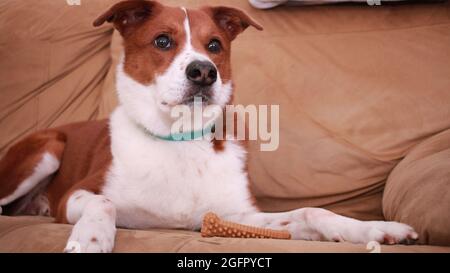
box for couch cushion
[383,129,450,246]
[0,215,449,253]
[0,0,117,157]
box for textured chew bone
[201,212,291,240]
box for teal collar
[139,123,215,142]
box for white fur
[103,106,256,230]
[65,190,116,253]
[227,208,418,243]
[0,153,59,206]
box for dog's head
[94,0,262,135]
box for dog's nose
[186,61,217,86]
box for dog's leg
[0,131,65,215]
[63,190,116,253]
[227,208,418,244]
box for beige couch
[0,0,449,252]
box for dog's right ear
[93,0,160,36]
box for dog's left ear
[205,6,263,41]
[93,1,160,36]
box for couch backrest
[0,0,117,156]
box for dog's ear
[93,0,160,36]
[205,6,263,41]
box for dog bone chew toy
[201,212,291,240]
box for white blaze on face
[182,8,192,49]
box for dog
[0,0,418,253]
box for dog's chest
[102,108,254,230]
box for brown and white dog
[0,0,418,253]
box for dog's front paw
[64,217,116,253]
[367,221,419,245]
[342,221,418,245]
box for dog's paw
[341,221,418,245]
[367,221,419,245]
[64,217,116,253]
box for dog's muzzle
[183,61,217,105]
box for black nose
[186,61,217,86]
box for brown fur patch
[122,6,187,84]
[45,120,112,223]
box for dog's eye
[207,39,221,54]
[154,35,172,50]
